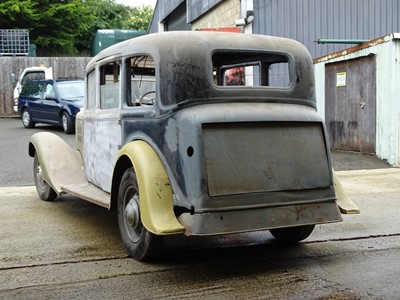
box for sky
[115,0,157,7]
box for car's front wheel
[117,168,163,261]
[33,153,57,201]
[61,112,74,134]
[22,109,35,128]
[269,225,315,244]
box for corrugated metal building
[252,0,400,58]
[149,0,400,59]
[314,34,400,166]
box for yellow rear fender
[333,170,360,214]
[117,141,185,235]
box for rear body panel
[120,102,341,235]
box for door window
[100,61,120,109]
[87,70,96,110]
[44,83,55,99]
[126,55,156,107]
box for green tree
[76,0,131,53]
[0,0,93,54]
[0,0,38,29]
[0,0,153,55]
[33,0,94,54]
[125,5,154,31]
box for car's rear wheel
[33,153,57,201]
[22,109,35,128]
[61,112,74,134]
[269,225,315,244]
[117,168,163,261]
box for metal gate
[325,55,376,154]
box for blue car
[18,79,84,134]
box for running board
[61,182,110,209]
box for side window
[32,82,45,99]
[126,55,156,107]
[99,61,120,109]
[87,70,96,110]
[44,83,55,99]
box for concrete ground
[331,150,392,171]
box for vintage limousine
[29,31,359,261]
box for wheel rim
[22,111,30,127]
[123,186,143,243]
[62,114,68,132]
[35,161,48,190]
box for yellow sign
[336,72,346,87]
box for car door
[40,81,61,122]
[27,82,46,120]
[83,62,122,193]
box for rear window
[212,51,291,88]
[20,82,33,97]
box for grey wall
[253,0,400,58]
[149,0,222,33]
[148,0,185,33]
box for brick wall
[192,0,241,30]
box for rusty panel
[203,122,330,196]
[325,56,376,154]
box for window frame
[212,50,293,89]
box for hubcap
[62,115,67,131]
[36,164,47,190]
[22,111,30,126]
[125,194,140,229]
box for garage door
[325,55,376,154]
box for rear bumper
[178,200,342,236]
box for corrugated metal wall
[253,0,400,58]
[148,0,185,33]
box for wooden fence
[0,56,92,115]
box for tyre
[61,112,74,134]
[269,225,315,244]
[117,168,163,261]
[22,109,35,128]
[33,153,57,201]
